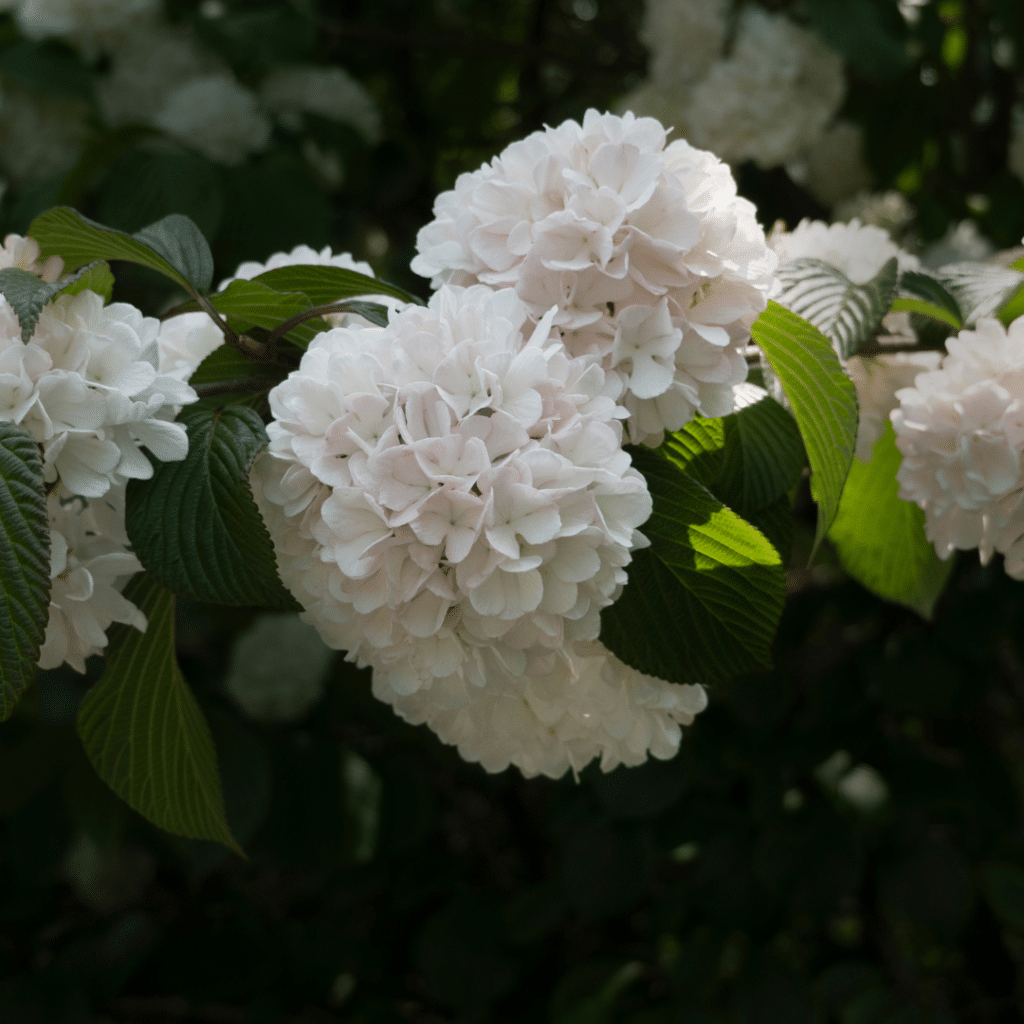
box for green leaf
[828,425,952,618]
[62,261,115,303]
[187,343,289,392]
[125,405,299,610]
[899,270,963,323]
[252,264,425,307]
[999,283,1024,327]
[775,257,899,359]
[133,213,214,294]
[889,297,961,330]
[28,206,212,298]
[0,261,112,342]
[0,41,93,100]
[751,301,859,556]
[210,278,327,348]
[331,300,392,327]
[0,424,51,722]
[745,498,795,564]
[661,395,804,515]
[937,261,1024,325]
[982,862,1024,932]
[601,449,784,685]
[77,575,241,853]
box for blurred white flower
[770,217,918,285]
[799,120,873,209]
[833,190,916,239]
[155,74,272,166]
[0,287,197,498]
[381,639,707,779]
[683,8,845,170]
[836,764,889,815]
[225,613,335,722]
[412,109,776,445]
[892,317,1024,574]
[921,220,996,269]
[97,24,224,129]
[39,488,146,673]
[639,0,728,89]
[260,65,381,142]
[16,0,159,56]
[253,284,651,710]
[0,83,89,185]
[0,231,63,281]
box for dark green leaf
[889,297,961,330]
[133,213,214,295]
[660,417,724,490]
[253,264,425,307]
[0,261,111,342]
[899,270,963,323]
[751,301,859,555]
[601,449,784,685]
[187,344,289,390]
[775,257,899,359]
[210,278,327,348]
[744,498,795,564]
[331,300,392,327]
[829,425,952,618]
[125,405,299,610]
[806,0,910,80]
[62,261,114,303]
[0,42,93,100]
[77,575,241,853]
[0,424,51,722]
[28,206,210,298]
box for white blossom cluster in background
[620,3,856,206]
[768,216,938,462]
[412,110,777,446]
[892,318,1024,578]
[0,233,198,671]
[0,0,381,187]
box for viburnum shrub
[3,111,1024,851]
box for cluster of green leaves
[0,208,417,852]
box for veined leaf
[77,575,241,852]
[751,301,859,555]
[889,297,961,330]
[188,345,289,391]
[601,449,784,686]
[937,261,1024,326]
[29,206,213,297]
[661,396,804,514]
[775,256,898,358]
[898,270,963,323]
[125,405,299,610]
[252,264,425,306]
[829,425,952,618]
[0,261,112,342]
[0,423,51,721]
[210,278,328,348]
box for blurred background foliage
[5,0,1024,1022]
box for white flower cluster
[622,5,846,176]
[412,110,776,446]
[253,283,702,775]
[0,234,198,671]
[14,0,159,56]
[892,318,1024,577]
[260,66,382,143]
[41,487,146,672]
[382,639,708,779]
[0,83,90,186]
[769,217,928,461]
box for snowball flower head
[39,487,146,673]
[799,120,873,210]
[254,284,652,710]
[260,65,382,142]
[381,640,707,779]
[0,232,63,282]
[412,109,777,446]
[155,74,271,166]
[0,285,198,497]
[682,7,845,169]
[156,312,224,379]
[639,0,729,89]
[892,317,1024,574]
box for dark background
[5,1,1024,1022]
